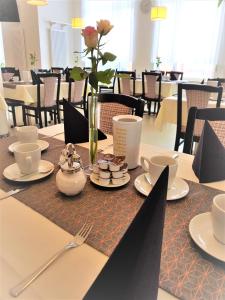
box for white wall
[38,0,82,69]
[2,0,41,69]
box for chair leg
[174,134,180,151]
[38,110,43,128]
[57,106,61,124]
[53,109,57,124]
[11,106,17,127]
[147,102,151,115]
[22,107,27,126]
[44,111,48,127]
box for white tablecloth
[1,126,225,300]
[155,96,225,130]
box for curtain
[153,0,224,79]
[83,0,134,70]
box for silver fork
[10,223,93,297]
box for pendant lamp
[71,18,84,29]
[151,6,167,21]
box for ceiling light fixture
[71,18,84,29]
[151,6,167,21]
[27,0,48,6]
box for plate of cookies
[90,154,130,188]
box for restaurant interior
[0,0,225,299]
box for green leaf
[96,69,115,84]
[89,72,98,91]
[70,67,88,81]
[218,0,223,6]
[102,52,117,65]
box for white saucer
[189,212,225,262]
[90,173,130,188]
[134,173,189,201]
[8,140,49,153]
[3,160,54,182]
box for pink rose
[81,26,98,48]
[97,20,113,35]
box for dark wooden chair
[99,69,117,94]
[51,67,64,74]
[22,73,61,128]
[1,67,16,81]
[37,69,50,73]
[166,71,183,81]
[174,83,223,151]
[96,93,145,134]
[150,70,165,76]
[142,71,162,115]
[183,107,225,154]
[117,70,141,98]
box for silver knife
[0,188,26,200]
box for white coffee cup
[14,143,41,175]
[211,194,225,244]
[141,155,178,189]
[16,126,38,143]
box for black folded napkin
[192,120,225,183]
[84,167,169,300]
[63,100,107,144]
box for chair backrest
[36,73,60,107]
[150,70,165,76]
[166,71,183,81]
[51,67,64,74]
[177,83,223,138]
[98,93,145,134]
[117,70,136,96]
[1,67,16,81]
[38,69,50,73]
[68,77,88,104]
[142,71,162,100]
[183,107,225,154]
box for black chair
[1,67,16,81]
[166,71,183,81]
[51,67,64,74]
[37,69,50,73]
[142,71,162,115]
[174,83,223,151]
[31,70,43,85]
[183,107,225,154]
[97,93,145,134]
[64,67,72,82]
[22,73,61,128]
[117,70,141,98]
[99,69,117,94]
[150,70,165,76]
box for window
[83,0,134,70]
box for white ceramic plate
[3,160,54,182]
[8,140,49,153]
[189,212,225,262]
[90,173,130,188]
[134,173,189,201]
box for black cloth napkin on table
[63,100,107,144]
[192,120,225,183]
[84,167,169,300]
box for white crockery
[141,155,178,189]
[90,173,130,188]
[212,194,225,244]
[14,143,41,175]
[8,139,49,153]
[16,126,38,143]
[134,173,189,201]
[189,212,225,262]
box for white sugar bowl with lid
[56,162,87,196]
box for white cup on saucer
[212,194,225,244]
[141,155,178,189]
[14,143,41,175]
[16,126,38,143]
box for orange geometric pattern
[0,136,225,300]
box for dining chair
[117,70,141,98]
[1,67,16,81]
[166,71,183,81]
[217,78,225,99]
[51,67,64,74]
[150,70,165,76]
[99,69,117,94]
[97,93,145,134]
[22,73,61,128]
[183,107,225,154]
[141,71,162,115]
[174,83,223,151]
[37,69,50,73]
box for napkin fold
[84,167,169,300]
[192,121,225,183]
[63,100,107,144]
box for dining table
[1,123,225,300]
[155,95,225,130]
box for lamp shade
[71,18,84,28]
[27,0,48,5]
[151,6,167,21]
